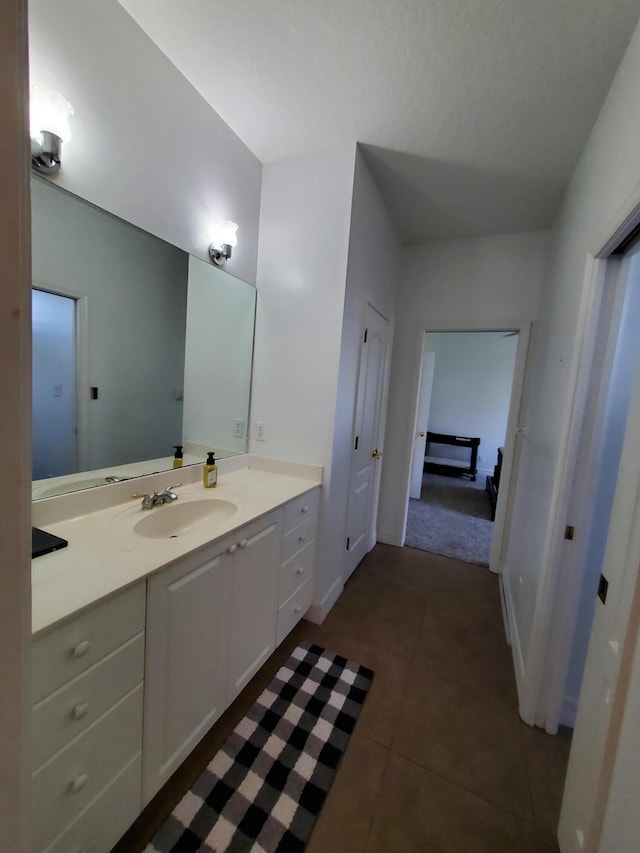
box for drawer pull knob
[294,605,302,613]
[69,772,88,793]
[296,567,304,575]
[301,505,309,514]
[298,534,307,542]
[72,640,91,659]
[239,539,248,549]
[227,544,237,555]
[71,702,90,720]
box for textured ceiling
[117,0,640,242]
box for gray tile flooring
[115,543,570,852]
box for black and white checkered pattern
[145,642,374,853]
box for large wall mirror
[31,178,256,500]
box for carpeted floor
[405,472,493,565]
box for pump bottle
[173,445,184,469]
[203,452,218,488]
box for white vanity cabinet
[226,510,282,701]
[143,510,281,801]
[277,489,319,644]
[142,536,232,803]
[30,466,322,852]
[30,583,146,853]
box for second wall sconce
[30,85,74,175]
[209,220,239,266]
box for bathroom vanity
[30,457,321,853]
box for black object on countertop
[32,526,68,558]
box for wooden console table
[424,432,480,481]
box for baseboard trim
[377,528,403,546]
[307,576,343,625]
[560,695,578,729]
[503,570,531,723]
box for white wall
[501,18,640,724]
[250,147,356,613]
[378,230,547,544]
[251,146,400,616]
[28,0,262,284]
[423,332,518,475]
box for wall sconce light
[209,220,239,266]
[30,86,74,175]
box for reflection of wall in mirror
[182,256,256,456]
[31,177,188,474]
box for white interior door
[558,247,640,853]
[344,304,389,581]
[409,348,435,499]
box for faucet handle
[131,492,150,500]
[160,483,182,501]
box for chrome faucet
[131,483,182,510]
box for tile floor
[115,543,570,853]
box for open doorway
[405,330,519,566]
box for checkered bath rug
[145,642,374,852]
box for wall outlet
[255,422,266,442]
[234,419,244,438]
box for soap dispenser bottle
[203,452,218,488]
[173,445,184,469]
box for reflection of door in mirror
[32,289,77,479]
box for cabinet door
[143,540,231,804]
[227,512,281,701]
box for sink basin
[117,498,238,540]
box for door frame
[342,297,392,584]
[399,320,531,575]
[523,188,640,736]
[409,346,435,499]
[0,0,31,848]
[365,299,393,554]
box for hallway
[117,544,569,852]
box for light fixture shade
[30,85,74,143]
[210,220,239,250]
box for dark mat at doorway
[405,473,493,565]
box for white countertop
[32,457,322,636]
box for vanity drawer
[32,583,146,703]
[276,577,313,646]
[279,540,316,606]
[283,489,319,534]
[281,516,316,566]
[32,684,143,851]
[41,755,141,853]
[32,632,145,769]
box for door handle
[371,449,382,459]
